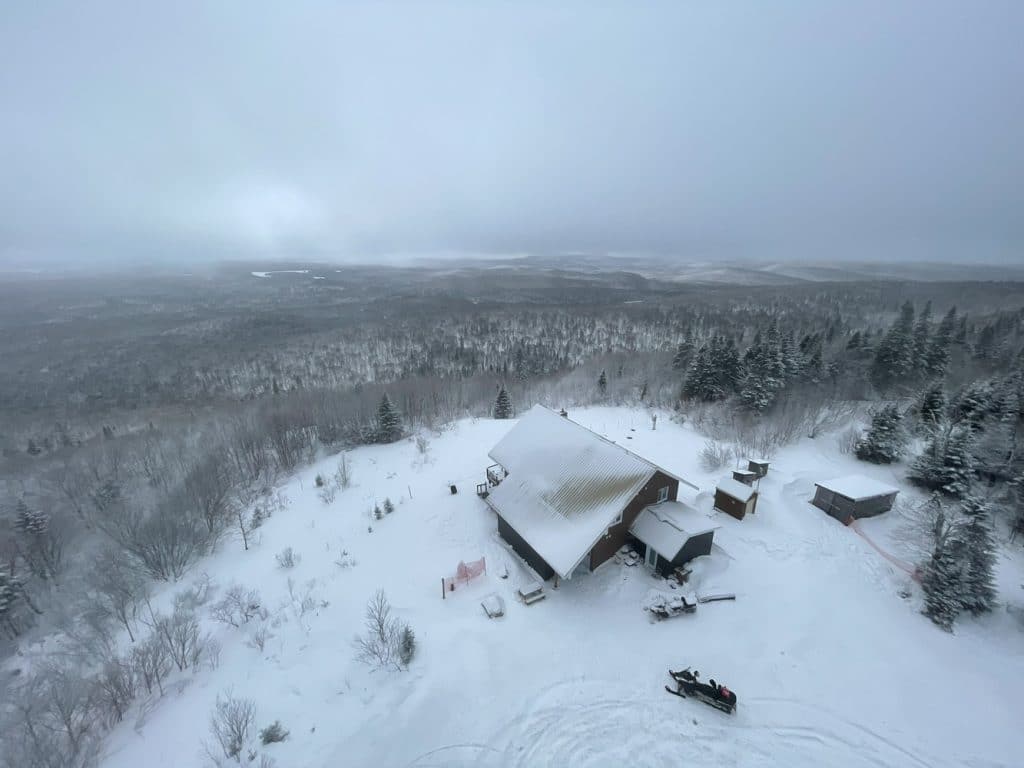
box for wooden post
[408,485,413,499]
[442,578,445,600]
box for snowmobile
[645,593,697,620]
[665,668,737,714]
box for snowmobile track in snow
[491,680,953,768]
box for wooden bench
[518,581,546,605]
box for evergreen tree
[383,498,395,514]
[0,571,17,632]
[846,331,862,350]
[671,337,695,371]
[919,383,947,427]
[912,300,932,370]
[870,301,916,391]
[855,405,905,463]
[15,499,48,537]
[682,343,716,401]
[493,386,514,419]
[958,497,998,616]
[926,306,957,376]
[375,393,403,443]
[738,331,783,411]
[921,534,965,632]
[908,427,974,498]
[953,380,993,432]
[597,370,608,396]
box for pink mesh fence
[847,518,921,582]
[443,557,487,593]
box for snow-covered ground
[250,270,311,278]
[99,408,1024,768]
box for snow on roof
[486,405,658,579]
[816,474,899,502]
[629,501,715,560]
[715,477,757,503]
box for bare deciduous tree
[206,690,256,764]
[131,634,172,697]
[210,585,264,628]
[355,589,409,670]
[88,547,149,642]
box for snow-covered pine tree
[855,405,905,463]
[597,370,608,396]
[919,383,947,427]
[957,497,997,615]
[921,534,965,632]
[15,499,48,537]
[493,386,514,419]
[870,301,916,391]
[926,306,957,377]
[0,571,15,627]
[738,330,782,411]
[953,380,994,432]
[912,300,932,371]
[671,337,695,371]
[383,498,394,514]
[940,427,975,499]
[376,393,403,443]
[908,426,974,498]
[682,344,716,401]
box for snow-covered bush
[210,585,265,627]
[259,720,290,745]
[383,498,395,514]
[247,623,272,652]
[838,425,861,455]
[314,473,325,488]
[334,454,353,489]
[699,440,732,472]
[275,547,299,569]
[356,590,407,670]
[399,625,416,667]
[206,690,255,763]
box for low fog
[1,1,1022,266]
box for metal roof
[486,405,659,579]
[815,475,898,502]
[715,477,757,503]
[629,501,716,560]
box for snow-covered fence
[441,557,487,598]
[848,518,921,582]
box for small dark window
[657,486,669,503]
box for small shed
[732,469,758,486]
[628,501,716,577]
[748,459,770,478]
[812,475,899,522]
[714,478,758,520]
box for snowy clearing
[250,270,311,278]
[97,408,1023,768]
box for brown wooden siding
[714,490,756,520]
[813,488,897,522]
[589,471,679,572]
[497,514,555,580]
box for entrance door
[644,545,658,570]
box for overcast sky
[2,1,1022,266]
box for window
[657,486,670,503]
[610,511,623,527]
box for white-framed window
[657,486,670,503]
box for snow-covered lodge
[812,474,899,522]
[481,405,712,581]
